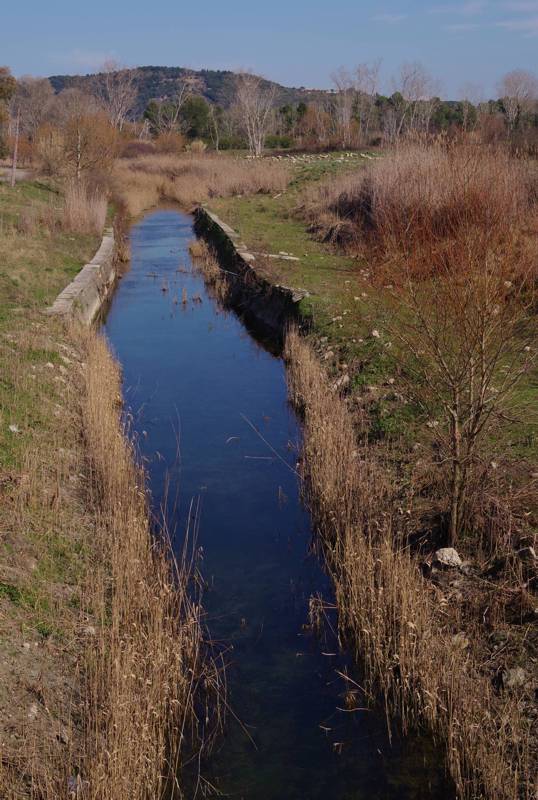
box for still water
[104,209,453,800]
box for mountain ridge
[48,65,333,117]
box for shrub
[154,131,186,154]
[301,141,537,266]
[119,140,156,159]
[187,139,207,153]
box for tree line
[1,61,537,168]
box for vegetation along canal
[104,208,454,799]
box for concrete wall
[194,207,309,343]
[47,228,116,325]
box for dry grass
[285,327,534,800]
[62,182,107,236]
[301,141,537,268]
[0,324,221,798]
[189,239,229,303]
[71,326,222,800]
[113,153,290,217]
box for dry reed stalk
[72,327,222,800]
[189,239,229,303]
[300,141,537,268]
[285,327,534,800]
[113,153,290,217]
[62,182,107,236]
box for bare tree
[10,107,20,187]
[11,76,54,139]
[207,104,221,151]
[498,69,538,131]
[331,67,355,148]
[354,59,381,143]
[459,81,484,131]
[48,88,102,126]
[393,62,438,136]
[391,248,534,545]
[96,61,137,131]
[235,71,276,157]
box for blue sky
[3,0,537,97]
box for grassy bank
[205,146,537,798]
[0,179,215,796]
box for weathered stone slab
[47,229,116,325]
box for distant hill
[48,66,332,118]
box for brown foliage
[301,141,537,270]
[35,114,119,181]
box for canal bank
[104,207,453,799]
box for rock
[503,667,526,690]
[28,703,38,720]
[433,548,463,569]
[332,374,350,391]
[371,329,380,338]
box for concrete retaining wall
[194,207,309,343]
[47,228,116,325]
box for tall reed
[76,327,222,800]
[113,152,290,217]
[285,327,533,800]
[62,182,107,236]
[300,142,537,267]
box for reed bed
[300,142,537,269]
[62,182,107,236]
[72,327,221,800]
[189,239,229,303]
[113,153,290,217]
[285,327,533,800]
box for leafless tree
[11,76,54,139]
[97,60,137,131]
[151,72,203,134]
[207,104,220,151]
[331,66,355,148]
[459,81,484,131]
[497,69,538,131]
[354,59,381,143]
[235,71,276,157]
[391,248,535,545]
[49,88,102,126]
[393,62,438,136]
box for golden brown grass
[113,152,290,217]
[285,327,534,800]
[0,322,221,798]
[301,141,537,268]
[189,239,229,303]
[73,326,221,800]
[62,182,107,236]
